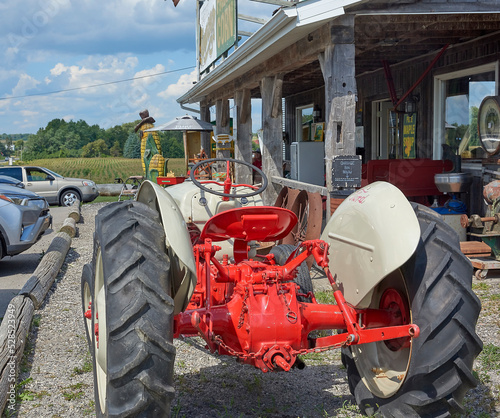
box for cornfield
[24,158,187,184]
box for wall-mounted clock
[478,96,500,156]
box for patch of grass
[62,382,89,401]
[315,290,336,305]
[83,400,95,416]
[87,195,119,204]
[72,351,93,375]
[480,344,500,371]
[32,314,41,328]
[244,375,263,395]
[472,282,490,292]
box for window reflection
[444,72,495,159]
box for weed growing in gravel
[82,400,95,416]
[72,350,93,375]
[62,382,88,401]
[244,375,263,394]
[315,290,337,305]
[473,282,490,292]
[480,344,500,371]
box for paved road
[0,206,69,318]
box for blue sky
[0,0,275,135]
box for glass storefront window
[444,71,495,159]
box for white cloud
[158,69,197,99]
[11,73,41,97]
[20,110,39,117]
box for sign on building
[198,0,237,73]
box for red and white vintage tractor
[81,158,482,417]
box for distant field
[22,158,187,184]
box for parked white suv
[0,166,99,206]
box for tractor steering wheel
[190,158,268,199]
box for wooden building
[177,0,500,216]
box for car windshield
[42,168,63,178]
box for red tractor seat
[200,206,298,243]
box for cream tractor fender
[320,181,421,308]
[136,180,197,315]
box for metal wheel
[475,269,488,280]
[60,189,80,206]
[350,270,412,398]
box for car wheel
[60,189,80,206]
[0,233,4,260]
[341,203,482,417]
[89,201,175,417]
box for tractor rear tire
[342,203,482,417]
[270,244,313,301]
[90,201,175,417]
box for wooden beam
[250,0,297,7]
[271,74,284,119]
[271,176,328,196]
[238,30,254,38]
[260,75,283,205]
[347,2,500,14]
[238,13,268,25]
[234,89,253,185]
[238,88,251,124]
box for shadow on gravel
[172,338,359,418]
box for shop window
[434,65,497,160]
[372,100,399,159]
[296,105,314,141]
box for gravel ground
[9,202,500,417]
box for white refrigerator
[290,141,325,186]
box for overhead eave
[177,0,364,105]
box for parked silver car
[0,183,52,259]
[0,166,99,206]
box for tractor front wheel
[342,203,482,417]
[89,201,175,417]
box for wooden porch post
[319,15,357,217]
[200,101,212,156]
[215,99,231,162]
[260,74,284,205]
[234,89,253,185]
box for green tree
[110,141,122,157]
[123,133,141,158]
[160,131,184,158]
[81,139,109,158]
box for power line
[0,65,196,101]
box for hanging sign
[403,113,417,159]
[198,0,237,73]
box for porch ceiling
[353,13,500,75]
[280,13,500,98]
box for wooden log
[59,217,77,238]
[0,296,35,413]
[19,232,72,309]
[67,199,81,223]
